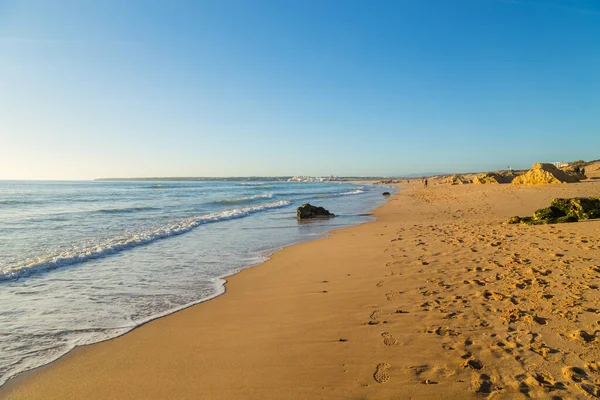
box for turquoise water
[0,180,385,386]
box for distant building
[551,162,569,168]
[287,176,338,182]
[287,176,316,182]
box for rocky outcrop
[472,172,516,184]
[446,174,470,185]
[560,161,588,180]
[297,203,335,219]
[569,159,600,180]
[473,173,502,184]
[504,197,600,225]
[512,163,580,185]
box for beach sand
[3,181,600,399]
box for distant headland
[94,176,391,182]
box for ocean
[0,180,385,387]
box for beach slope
[3,182,600,399]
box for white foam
[340,189,365,195]
[0,200,291,281]
[317,189,366,198]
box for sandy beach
[3,181,600,399]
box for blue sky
[1,0,599,179]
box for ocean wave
[0,200,291,282]
[279,191,339,197]
[70,198,101,203]
[340,189,366,195]
[97,206,160,214]
[214,193,273,205]
[316,189,366,198]
[0,199,42,206]
[247,185,275,190]
[145,184,189,189]
[240,182,271,186]
[144,184,205,189]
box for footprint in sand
[410,365,429,380]
[531,371,564,391]
[563,366,588,383]
[386,291,399,301]
[587,361,600,374]
[570,330,598,345]
[381,332,397,346]
[580,383,600,397]
[462,359,484,370]
[503,308,525,323]
[529,342,561,361]
[374,363,391,383]
[427,326,460,337]
[482,290,506,301]
[472,373,494,394]
[369,310,383,325]
[561,367,600,396]
[464,279,486,286]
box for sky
[1,0,599,179]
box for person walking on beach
[424,179,428,188]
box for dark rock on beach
[551,197,600,220]
[504,197,600,225]
[382,192,391,196]
[297,203,335,219]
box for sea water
[0,180,385,387]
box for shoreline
[4,181,600,399]
[0,183,396,395]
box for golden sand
[3,181,600,399]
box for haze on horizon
[1,0,599,181]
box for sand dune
[3,181,600,399]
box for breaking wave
[214,193,273,205]
[316,189,366,198]
[0,200,291,281]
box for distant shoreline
[94,176,387,182]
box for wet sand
[3,181,600,399]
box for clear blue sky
[1,0,599,179]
